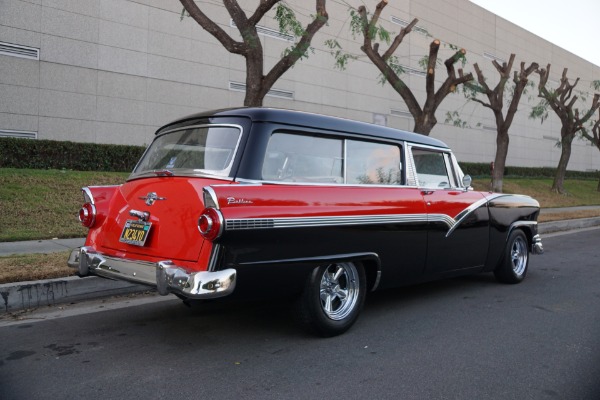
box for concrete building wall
[1,0,599,170]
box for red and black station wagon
[68,108,543,336]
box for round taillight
[79,202,96,228]
[198,207,223,241]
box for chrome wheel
[296,261,366,337]
[319,263,360,321]
[494,229,529,284]
[510,236,528,277]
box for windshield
[133,125,242,177]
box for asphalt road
[1,229,599,400]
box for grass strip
[0,251,74,284]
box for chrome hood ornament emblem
[140,192,166,206]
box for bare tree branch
[181,0,328,106]
[262,0,328,97]
[382,17,418,61]
[535,65,600,193]
[248,0,280,26]
[179,0,244,54]
[466,54,537,192]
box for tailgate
[98,177,229,261]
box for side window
[412,148,452,188]
[262,132,343,183]
[346,140,402,185]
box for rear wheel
[494,229,529,284]
[296,261,366,337]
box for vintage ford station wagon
[68,108,543,336]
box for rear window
[134,125,241,177]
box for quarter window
[412,148,452,188]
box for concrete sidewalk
[0,238,85,257]
[1,207,600,315]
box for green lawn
[0,168,128,242]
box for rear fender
[82,185,119,231]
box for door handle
[421,190,434,195]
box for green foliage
[417,55,433,71]
[324,39,357,70]
[282,42,314,62]
[462,81,485,99]
[275,3,305,37]
[349,9,367,39]
[377,24,392,44]
[0,138,145,172]
[445,111,470,128]
[530,99,550,123]
[348,7,392,43]
[377,57,406,86]
[180,7,188,21]
[443,42,467,67]
[592,80,600,91]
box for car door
[410,146,489,276]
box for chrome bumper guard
[68,246,236,299]
[532,234,544,255]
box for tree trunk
[243,51,265,107]
[492,131,509,193]
[551,134,574,194]
[413,114,436,135]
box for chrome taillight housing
[79,202,96,228]
[198,207,223,241]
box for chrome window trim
[130,171,237,181]
[405,143,419,187]
[442,153,459,188]
[450,153,467,188]
[342,139,348,183]
[129,123,244,180]
[235,177,414,189]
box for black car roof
[157,107,449,149]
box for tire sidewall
[299,262,366,337]
[496,229,529,283]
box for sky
[469,0,600,67]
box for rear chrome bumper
[68,246,236,299]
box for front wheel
[494,229,529,284]
[296,261,366,337]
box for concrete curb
[0,275,151,315]
[538,217,600,234]
[1,217,599,315]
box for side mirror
[462,174,472,190]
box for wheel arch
[507,221,538,249]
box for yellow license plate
[119,220,152,246]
